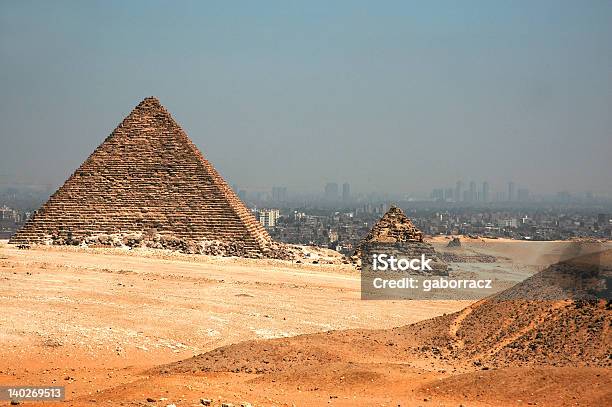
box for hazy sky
[1,1,611,195]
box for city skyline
[229,180,608,205]
[0,177,608,202]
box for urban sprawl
[3,181,611,252]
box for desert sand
[0,239,610,406]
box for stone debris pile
[36,230,340,262]
[438,252,496,263]
[447,237,461,247]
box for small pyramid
[10,97,271,254]
[361,205,423,244]
[354,206,447,274]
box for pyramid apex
[137,96,163,108]
[131,97,168,118]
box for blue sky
[1,1,611,195]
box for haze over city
[1,1,611,196]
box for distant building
[501,218,518,228]
[517,188,529,202]
[257,208,280,228]
[362,203,375,214]
[469,181,476,202]
[444,188,454,201]
[508,181,515,202]
[455,181,463,202]
[557,191,571,204]
[597,213,609,226]
[342,182,351,202]
[325,182,339,201]
[0,206,11,220]
[252,191,269,202]
[481,182,489,203]
[431,188,444,201]
[272,186,287,202]
[0,206,19,222]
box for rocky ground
[0,239,610,406]
[22,232,344,262]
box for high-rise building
[325,182,339,201]
[455,181,463,202]
[517,188,529,202]
[431,188,444,201]
[482,182,489,203]
[508,182,515,202]
[557,191,571,204]
[257,208,280,228]
[342,182,351,202]
[469,181,476,202]
[444,188,454,201]
[272,186,287,202]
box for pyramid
[10,97,272,254]
[354,206,447,274]
[361,205,423,244]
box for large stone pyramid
[10,97,272,254]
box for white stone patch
[251,328,292,339]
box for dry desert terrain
[0,238,610,406]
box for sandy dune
[0,242,466,406]
[162,247,610,406]
[0,239,610,406]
